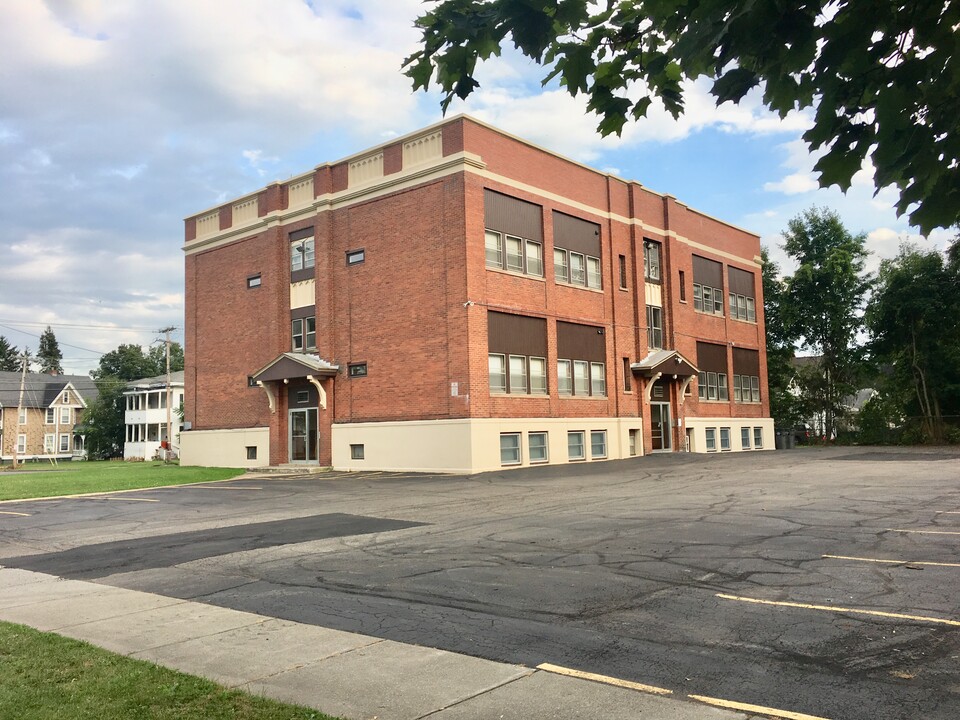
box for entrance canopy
[251,353,339,412]
[631,349,697,378]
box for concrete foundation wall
[180,427,270,468]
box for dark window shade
[484,190,542,241]
[488,311,547,356]
[290,305,316,321]
[553,211,601,256]
[289,227,314,242]
[693,255,723,288]
[697,341,728,374]
[733,347,760,376]
[557,321,606,362]
[728,266,755,297]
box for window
[619,255,627,289]
[720,427,731,451]
[295,390,309,404]
[629,429,639,456]
[574,360,589,394]
[623,357,632,392]
[558,360,572,395]
[733,375,761,403]
[705,428,716,452]
[753,427,763,449]
[679,270,686,301]
[485,229,542,277]
[567,431,585,460]
[586,256,602,289]
[290,237,315,272]
[529,357,547,394]
[509,355,527,394]
[45,408,55,424]
[60,407,71,424]
[697,342,728,402]
[349,363,368,378]
[646,306,663,349]
[246,446,258,460]
[741,427,751,450]
[590,362,606,396]
[346,249,365,265]
[643,240,661,281]
[44,434,55,453]
[570,252,586,285]
[18,408,26,424]
[62,391,71,404]
[148,393,160,410]
[728,267,756,322]
[693,255,724,316]
[554,248,568,282]
[500,433,521,465]
[292,317,316,351]
[590,430,607,458]
[350,444,365,460]
[247,274,262,289]
[485,231,502,267]
[17,434,26,454]
[489,354,506,393]
[529,432,548,463]
[247,376,257,387]
[59,434,70,452]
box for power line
[0,319,178,332]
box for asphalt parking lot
[2,446,959,720]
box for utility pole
[159,327,175,463]
[12,350,28,470]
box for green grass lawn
[0,461,243,501]
[0,622,337,719]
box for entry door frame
[288,407,319,464]
[651,402,673,452]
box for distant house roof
[0,371,99,409]
[125,370,185,391]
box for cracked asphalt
[2,446,959,719]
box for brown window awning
[252,353,339,383]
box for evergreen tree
[37,326,64,375]
[783,208,871,440]
[0,336,21,372]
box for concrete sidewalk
[0,567,751,720]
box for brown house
[0,372,97,463]
[182,115,772,472]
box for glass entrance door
[289,408,318,463]
[651,403,672,451]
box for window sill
[731,317,757,325]
[618,286,629,292]
[555,280,604,294]
[698,398,731,403]
[485,266,546,282]
[490,391,550,397]
[559,394,608,400]
[694,310,725,318]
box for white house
[123,371,185,460]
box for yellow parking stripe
[689,694,831,720]
[716,593,960,627]
[536,663,672,695]
[887,528,960,535]
[0,510,31,517]
[823,554,960,568]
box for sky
[0,0,954,375]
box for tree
[866,244,960,443]
[92,342,183,382]
[37,326,63,375]
[405,0,959,233]
[760,248,802,428]
[78,377,127,460]
[0,336,22,372]
[147,342,184,377]
[782,207,871,441]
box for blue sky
[0,1,953,375]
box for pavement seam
[412,667,537,719]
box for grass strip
[0,621,338,719]
[0,462,243,501]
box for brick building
[181,116,772,472]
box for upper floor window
[693,255,724,316]
[62,391,71,404]
[45,408,56,424]
[643,240,661,282]
[487,311,548,396]
[727,266,757,322]
[557,320,607,397]
[290,237,315,272]
[292,317,316,352]
[485,230,543,277]
[697,341,729,402]
[553,211,601,290]
[18,407,27,424]
[555,248,601,289]
[646,306,663,350]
